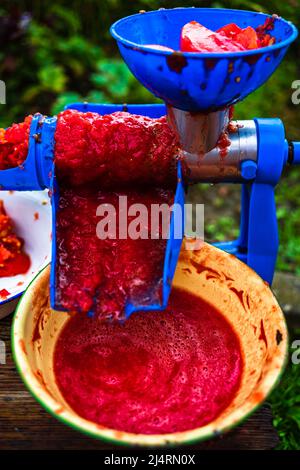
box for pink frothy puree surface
[54,288,243,434]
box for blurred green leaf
[38,65,67,93]
[51,91,82,115]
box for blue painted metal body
[110,8,297,112]
[291,142,300,164]
[66,102,167,118]
[216,119,288,284]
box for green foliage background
[1,0,300,450]
[0,0,299,132]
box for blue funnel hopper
[111,8,297,112]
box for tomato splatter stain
[0,288,10,298]
[217,131,231,159]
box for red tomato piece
[218,24,260,50]
[236,26,260,50]
[260,33,275,47]
[218,23,242,39]
[180,21,246,53]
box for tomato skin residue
[54,287,243,434]
[0,200,30,278]
[217,131,231,159]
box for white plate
[0,190,52,319]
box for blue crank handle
[289,142,300,165]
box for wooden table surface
[0,312,280,451]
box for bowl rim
[11,258,289,447]
[1,291,21,305]
[110,7,298,59]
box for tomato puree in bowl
[54,287,243,434]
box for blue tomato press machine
[0,8,300,316]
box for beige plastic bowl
[12,242,288,446]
